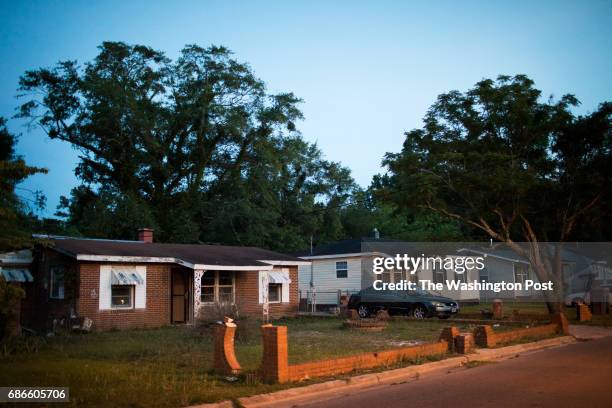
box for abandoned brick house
[0,229,309,332]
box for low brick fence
[473,323,559,348]
[213,313,569,384]
[473,313,568,348]
[287,341,448,382]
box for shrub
[196,303,241,327]
[0,276,25,340]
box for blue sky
[1,0,611,217]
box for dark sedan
[348,286,459,319]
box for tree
[0,117,47,251]
[380,75,611,312]
[17,42,356,250]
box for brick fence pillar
[213,319,241,375]
[551,312,569,335]
[439,326,460,352]
[456,333,474,354]
[261,324,289,384]
[577,304,592,322]
[474,325,496,347]
[492,299,503,319]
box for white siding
[298,257,362,305]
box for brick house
[13,230,309,332]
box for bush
[196,302,241,327]
[0,335,45,357]
[234,317,262,343]
[0,276,24,340]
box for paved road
[297,336,612,408]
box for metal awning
[268,271,291,284]
[111,268,144,285]
[1,268,33,282]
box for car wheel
[357,304,370,318]
[412,305,426,319]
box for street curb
[189,336,576,408]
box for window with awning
[267,271,292,284]
[0,268,33,282]
[111,267,145,285]
[259,269,291,304]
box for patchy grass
[0,317,470,407]
[564,306,612,327]
[460,302,612,327]
[459,302,549,316]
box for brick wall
[235,267,298,318]
[287,341,448,382]
[474,323,560,347]
[77,263,171,331]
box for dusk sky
[1,0,611,217]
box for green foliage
[0,276,25,339]
[379,75,611,243]
[17,42,357,250]
[0,117,47,251]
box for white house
[297,236,481,307]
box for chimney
[138,228,154,243]
[372,228,380,240]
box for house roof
[297,237,412,258]
[38,236,308,270]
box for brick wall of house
[235,266,298,318]
[77,263,172,331]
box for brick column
[577,304,592,322]
[474,325,496,347]
[492,299,503,319]
[439,326,460,352]
[260,324,289,384]
[551,312,569,335]
[213,319,241,375]
[456,333,474,354]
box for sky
[1,0,611,217]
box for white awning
[1,268,33,282]
[111,268,144,285]
[268,271,291,284]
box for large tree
[380,75,611,312]
[17,42,356,250]
[0,117,47,251]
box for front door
[171,269,189,323]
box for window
[200,271,234,304]
[382,271,392,283]
[268,283,282,303]
[393,270,403,283]
[50,266,65,299]
[433,267,446,284]
[111,285,133,308]
[479,268,489,283]
[407,270,419,283]
[336,261,348,279]
[218,271,233,304]
[514,264,529,284]
[455,271,466,283]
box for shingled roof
[37,236,308,270]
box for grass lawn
[0,317,477,407]
[459,301,612,327]
[459,301,549,315]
